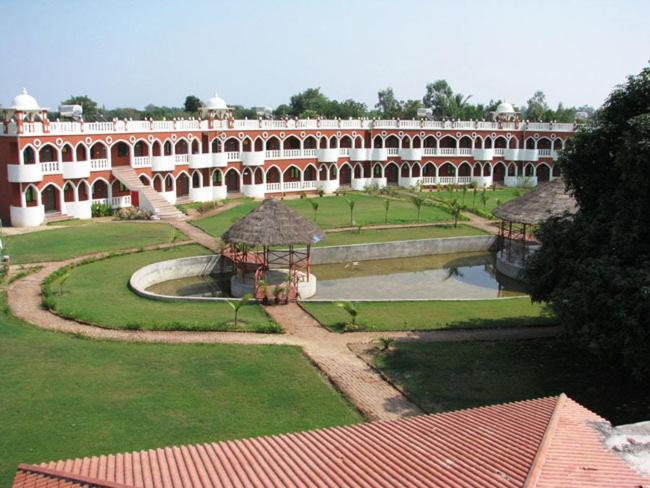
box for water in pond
[147,272,233,298]
[306,252,526,300]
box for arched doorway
[339,165,352,185]
[225,169,240,193]
[176,173,190,197]
[42,185,60,213]
[385,163,399,185]
[537,164,551,182]
[493,163,506,184]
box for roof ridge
[17,463,134,488]
[522,393,567,487]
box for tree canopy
[523,64,650,379]
[183,95,202,113]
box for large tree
[524,90,551,121]
[524,65,650,379]
[61,95,99,121]
[375,88,402,118]
[183,95,202,113]
[422,80,473,119]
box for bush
[114,206,152,221]
[91,202,114,217]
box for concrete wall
[310,235,498,265]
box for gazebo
[492,178,577,279]
[221,198,323,301]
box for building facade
[0,91,574,227]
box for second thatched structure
[221,198,324,301]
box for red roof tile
[13,395,650,487]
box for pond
[306,252,526,300]
[146,252,526,300]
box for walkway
[6,217,561,421]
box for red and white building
[0,90,574,227]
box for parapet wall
[310,235,498,264]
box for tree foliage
[183,95,202,113]
[524,65,650,379]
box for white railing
[439,176,456,185]
[226,151,240,161]
[494,148,505,156]
[174,154,189,164]
[40,161,60,174]
[90,158,110,171]
[457,176,472,184]
[538,149,551,157]
[423,148,437,156]
[458,148,472,155]
[7,119,575,136]
[265,150,282,159]
[283,149,302,158]
[304,149,317,157]
[420,176,437,185]
[92,195,132,208]
[439,148,456,156]
[387,148,399,155]
[132,156,151,168]
[265,180,319,193]
[339,148,350,156]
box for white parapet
[241,151,266,166]
[242,183,266,199]
[212,153,228,167]
[318,179,339,194]
[188,153,213,169]
[398,176,422,188]
[63,200,92,220]
[10,205,45,227]
[370,148,388,161]
[398,148,422,161]
[471,176,494,187]
[504,149,539,162]
[63,161,91,180]
[151,155,175,172]
[504,176,538,187]
[472,149,494,161]
[212,185,227,200]
[349,148,369,161]
[7,164,43,183]
[351,178,368,191]
[189,186,214,202]
[369,177,387,188]
[317,149,340,163]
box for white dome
[495,101,515,114]
[205,92,227,110]
[11,88,41,111]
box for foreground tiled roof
[13,395,650,487]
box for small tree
[336,301,360,331]
[472,187,478,208]
[227,293,252,327]
[461,186,468,206]
[346,198,356,226]
[411,195,425,223]
[383,198,391,224]
[480,188,490,209]
[308,199,319,223]
[442,198,462,227]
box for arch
[110,140,131,166]
[211,168,223,186]
[90,140,109,159]
[385,135,399,148]
[553,138,564,150]
[303,164,318,182]
[224,168,241,193]
[175,139,189,155]
[523,163,535,177]
[339,135,352,149]
[192,170,202,188]
[39,143,58,163]
[41,183,62,213]
[283,164,302,183]
[411,162,421,177]
[74,142,88,162]
[372,163,384,178]
[211,138,222,153]
[61,143,74,163]
[134,140,150,157]
[373,135,383,148]
[284,135,301,150]
[536,163,551,182]
[77,180,90,201]
[492,161,506,183]
[91,178,110,199]
[439,136,456,149]
[241,137,253,152]
[253,167,264,185]
[338,162,352,185]
[537,137,552,150]
[151,140,163,157]
[473,136,484,149]
[266,136,281,151]
[400,162,410,178]
[153,173,164,192]
[494,136,508,149]
[139,174,152,187]
[353,163,363,179]
[508,137,518,149]
[242,167,254,185]
[423,136,437,148]
[422,161,436,177]
[552,164,561,178]
[401,135,412,149]
[458,136,472,149]
[484,137,493,149]
[224,137,240,152]
[473,162,483,177]
[438,161,457,177]
[458,161,472,177]
[303,136,317,150]
[23,183,40,207]
[266,165,281,184]
[507,163,517,177]
[525,137,536,150]
[412,135,422,149]
[353,136,364,149]
[253,137,263,152]
[385,162,399,184]
[191,138,200,154]
[164,174,174,192]
[328,135,338,148]
[63,181,76,203]
[112,178,130,197]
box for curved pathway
[6,219,561,421]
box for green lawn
[301,297,553,332]
[45,245,279,332]
[0,294,360,486]
[418,187,531,215]
[4,222,186,264]
[193,194,454,236]
[373,339,650,425]
[314,224,487,247]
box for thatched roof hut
[222,199,324,247]
[493,179,578,225]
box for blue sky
[2,0,648,111]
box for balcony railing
[132,156,151,168]
[90,158,111,171]
[266,181,319,193]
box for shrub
[114,206,153,221]
[91,201,114,217]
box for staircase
[111,167,186,221]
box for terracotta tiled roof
[13,395,650,488]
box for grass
[193,193,454,236]
[4,222,186,264]
[418,187,531,215]
[314,224,487,247]
[373,339,650,425]
[0,293,361,486]
[301,297,554,332]
[44,245,279,332]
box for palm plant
[336,301,360,331]
[480,189,490,209]
[228,293,252,328]
[472,187,478,208]
[411,195,425,223]
[345,198,356,226]
[383,198,391,224]
[308,199,319,223]
[461,186,468,206]
[442,198,462,228]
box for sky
[1,0,649,112]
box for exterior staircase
[111,167,186,221]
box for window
[25,187,36,203]
[117,143,128,157]
[120,183,127,192]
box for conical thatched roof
[222,199,324,246]
[492,178,578,225]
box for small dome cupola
[495,101,515,114]
[206,92,227,110]
[11,88,42,112]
